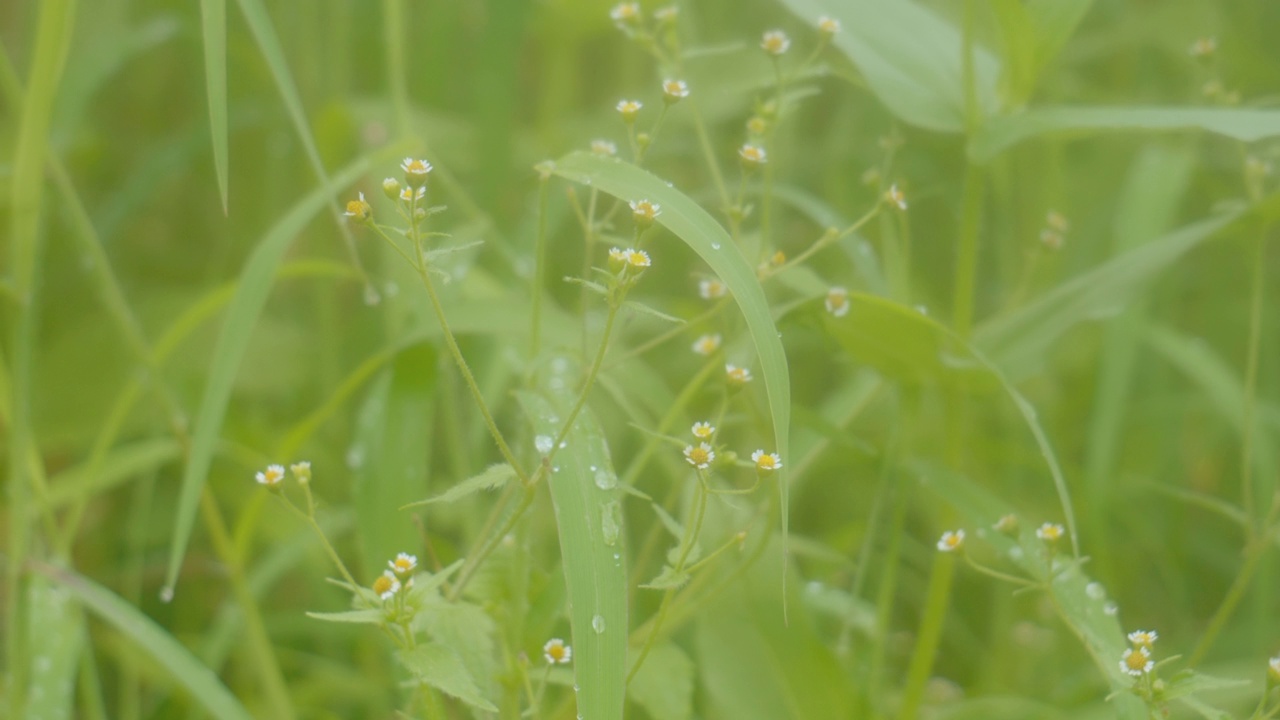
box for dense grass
[3,0,1280,718]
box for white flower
[255,464,286,487]
[373,570,401,601]
[683,442,715,469]
[1120,646,1153,677]
[543,637,572,664]
[1036,523,1064,543]
[817,16,841,35]
[936,530,965,553]
[699,278,728,300]
[825,287,850,317]
[662,78,690,103]
[389,553,418,576]
[691,422,715,439]
[1127,630,1157,648]
[616,99,643,121]
[738,144,767,167]
[399,185,426,202]
[289,461,311,484]
[751,450,782,472]
[401,158,433,184]
[725,364,752,385]
[625,248,651,269]
[691,334,722,356]
[883,184,907,210]
[610,3,640,24]
[630,199,661,225]
[343,193,371,222]
[761,30,791,56]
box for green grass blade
[45,439,182,509]
[24,575,85,720]
[775,0,1000,132]
[971,106,1280,161]
[519,388,627,720]
[199,0,228,213]
[32,562,255,720]
[161,154,376,597]
[550,150,792,590]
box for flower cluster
[1120,630,1157,677]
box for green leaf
[199,0,227,212]
[519,386,627,720]
[989,0,1095,103]
[414,601,499,707]
[776,0,1000,132]
[628,643,694,720]
[34,563,254,720]
[971,106,1280,161]
[623,299,686,325]
[640,565,691,591]
[24,576,84,720]
[1161,670,1250,702]
[402,464,515,509]
[44,438,182,509]
[304,609,385,625]
[397,644,498,712]
[550,150,791,601]
[162,153,378,596]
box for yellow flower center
[406,160,429,174]
[757,455,777,470]
[346,200,369,219]
[547,643,567,661]
[688,447,711,465]
[372,575,395,596]
[627,251,649,268]
[1124,650,1148,673]
[394,559,412,573]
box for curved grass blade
[550,150,792,592]
[971,106,1280,161]
[518,387,626,720]
[32,562,254,720]
[162,154,378,597]
[199,0,228,212]
[776,0,1000,133]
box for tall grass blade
[162,155,376,597]
[24,576,85,720]
[199,0,228,213]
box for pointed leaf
[397,644,498,712]
[401,464,516,508]
[199,0,228,212]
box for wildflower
[1269,656,1280,684]
[746,116,768,136]
[691,334,722,356]
[610,3,640,25]
[825,287,850,317]
[692,421,715,439]
[739,144,767,169]
[761,30,791,56]
[591,139,618,157]
[662,78,690,104]
[725,364,753,386]
[699,278,728,300]
[1127,630,1157,648]
[389,553,418,577]
[255,464,286,488]
[1036,523,1064,543]
[883,184,907,210]
[382,177,400,199]
[401,157,432,186]
[654,6,678,24]
[289,461,312,484]
[399,185,426,202]
[543,638,572,664]
[684,442,715,469]
[343,193,372,223]
[616,99,643,123]
[372,570,401,601]
[993,514,1018,534]
[937,529,965,553]
[608,246,628,268]
[625,248,651,270]
[817,16,841,36]
[630,199,661,228]
[1119,646,1153,677]
[751,450,782,472]
[1189,37,1216,58]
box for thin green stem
[530,173,551,358]
[898,552,957,720]
[449,485,537,601]
[952,164,985,338]
[1188,535,1271,666]
[1240,226,1266,526]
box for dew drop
[159,586,174,603]
[535,435,554,454]
[601,501,622,546]
[594,469,617,490]
[1086,582,1106,600]
[591,614,606,634]
[1104,602,1119,616]
[559,441,568,449]
[711,242,721,250]
[363,284,382,306]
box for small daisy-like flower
[699,278,728,300]
[630,199,661,227]
[937,529,965,553]
[372,570,401,601]
[993,514,1018,534]
[654,5,678,24]
[608,247,628,264]
[691,334,722,356]
[401,158,433,185]
[883,184,908,210]
[591,139,618,157]
[684,442,715,469]
[1269,656,1280,683]
[344,193,372,223]
[1120,646,1153,677]
[1036,523,1065,543]
[751,449,782,472]
[610,2,640,24]
[543,638,572,664]
[616,99,643,123]
[255,464,286,487]
[825,287,850,317]
[726,364,753,386]
[817,16,841,36]
[1127,630,1157,648]
[692,422,715,440]
[389,553,418,577]
[746,116,768,136]
[1189,37,1216,58]
[662,78,690,104]
[739,143,768,168]
[761,30,791,56]
[399,185,426,202]
[382,177,400,199]
[626,248,651,270]
[289,461,311,484]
